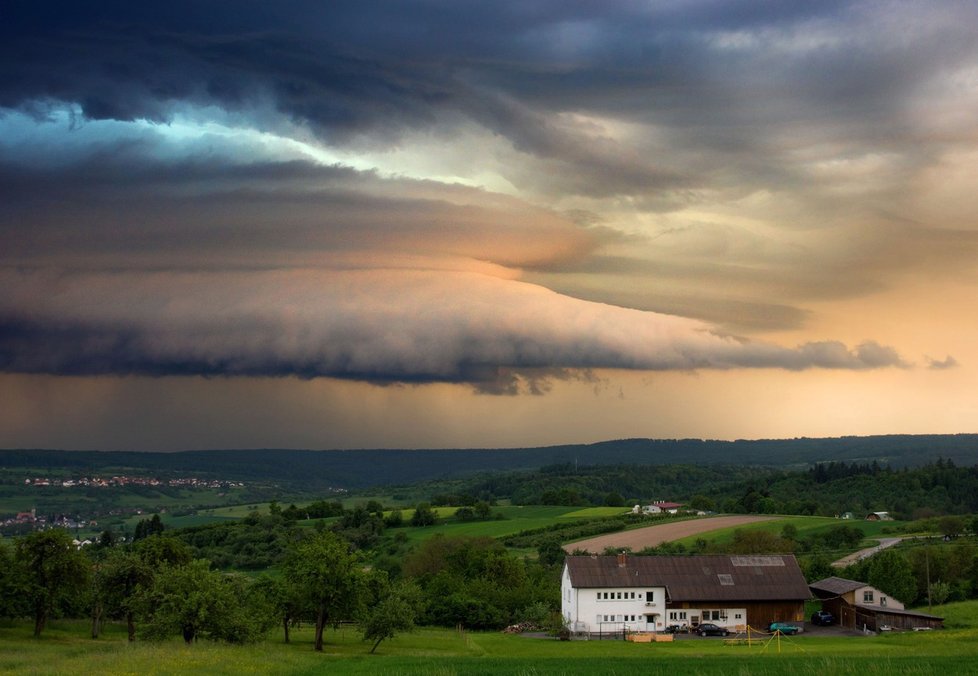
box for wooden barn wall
[854,607,944,632]
[743,601,805,627]
[670,600,804,627]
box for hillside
[2,434,978,491]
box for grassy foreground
[5,602,978,676]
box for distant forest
[424,459,978,520]
[3,434,978,491]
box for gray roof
[564,554,811,602]
[809,576,867,596]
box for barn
[562,553,811,634]
[809,576,943,631]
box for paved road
[831,537,906,568]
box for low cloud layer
[0,267,906,391]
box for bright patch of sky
[0,104,517,195]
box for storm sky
[2,1,977,450]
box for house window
[711,611,720,620]
[669,612,677,620]
[646,591,654,603]
[604,615,609,622]
[735,614,742,620]
[881,597,887,607]
[864,591,874,603]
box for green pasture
[4,608,978,675]
[559,507,631,518]
[393,505,615,543]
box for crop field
[567,515,779,552]
[669,515,908,548]
[4,607,978,675]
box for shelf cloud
[0,267,906,391]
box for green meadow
[5,601,978,675]
[138,504,636,550]
[395,505,628,543]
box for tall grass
[4,605,978,675]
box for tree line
[0,517,563,649]
[406,460,978,519]
[0,528,420,651]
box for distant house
[839,512,855,520]
[562,553,811,634]
[642,501,684,515]
[809,576,943,631]
[865,512,893,521]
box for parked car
[769,622,801,635]
[697,623,730,637]
[811,610,835,626]
[664,624,687,634]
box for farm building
[561,553,811,635]
[809,576,943,631]
[642,501,683,515]
[865,511,893,521]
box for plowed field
[565,515,779,552]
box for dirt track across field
[565,515,780,552]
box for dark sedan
[697,623,730,637]
[811,610,835,626]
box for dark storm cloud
[5,2,976,200]
[0,2,957,389]
[0,154,594,269]
[0,136,913,388]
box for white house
[809,576,904,611]
[562,553,811,634]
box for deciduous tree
[96,549,154,641]
[14,529,91,637]
[360,578,419,653]
[139,560,261,644]
[285,532,361,651]
[410,503,437,527]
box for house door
[690,614,700,627]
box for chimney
[617,551,627,567]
